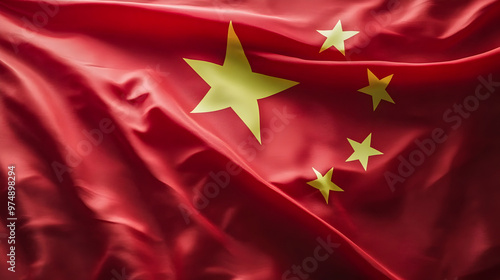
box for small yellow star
[317,20,359,55]
[346,133,383,171]
[358,69,395,111]
[184,21,298,144]
[307,167,344,204]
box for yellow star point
[358,69,395,111]
[184,21,299,144]
[307,167,344,204]
[317,20,359,55]
[346,133,383,171]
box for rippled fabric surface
[0,0,499,279]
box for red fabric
[0,0,500,279]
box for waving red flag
[0,0,500,279]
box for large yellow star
[317,20,359,55]
[346,133,383,171]
[184,22,299,144]
[358,69,395,111]
[307,167,344,204]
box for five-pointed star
[184,21,299,144]
[307,167,344,204]
[346,133,383,171]
[317,20,359,55]
[358,69,395,111]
